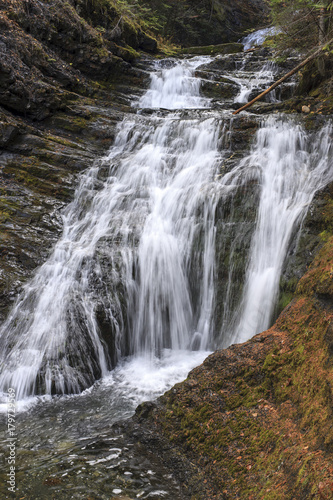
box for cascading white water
[138,57,210,109]
[132,115,221,354]
[0,57,221,400]
[223,117,333,344]
[233,60,278,104]
[0,54,332,404]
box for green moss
[277,291,294,312]
[273,55,288,64]
[320,230,331,242]
[58,116,90,134]
[178,43,243,56]
[44,134,80,148]
[3,154,73,201]
[262,33,289,50]
[320,198,333,233]
[297,236,333,297]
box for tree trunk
[318,6,327,75]
[319,7,326,46]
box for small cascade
[233,60,278,103]
[0,57,222,400]
[138,57,211,109]
[241,27,281,51]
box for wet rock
[0,121,19,147]
[229,115,259,149]
[200,79,239,99]
[135,401,156,421]
[200,54,240,73]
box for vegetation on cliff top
[266,0,333,96]
[269,0,333,49]
[81,0,269,48]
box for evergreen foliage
[77,0,269,48]
[269,0,333,50]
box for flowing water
[241,27,281,51]
[0,50,332,498]
[232,60,279,104]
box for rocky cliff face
[0,0,156,120]
[0,0,152,319]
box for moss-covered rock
[179,43,244,56]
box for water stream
[0,49,332,498]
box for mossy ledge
[178,43,244,56]
[119,234,333,499]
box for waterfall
[223,117,333,345]
[233,61,278,104]
[241,27,281,51]
[0,57,221,400]
[138,57,210,109]
[0,55,332,403]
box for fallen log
[232,38,333,115]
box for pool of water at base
[0,350,209,499]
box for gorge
[1,0,333,498]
